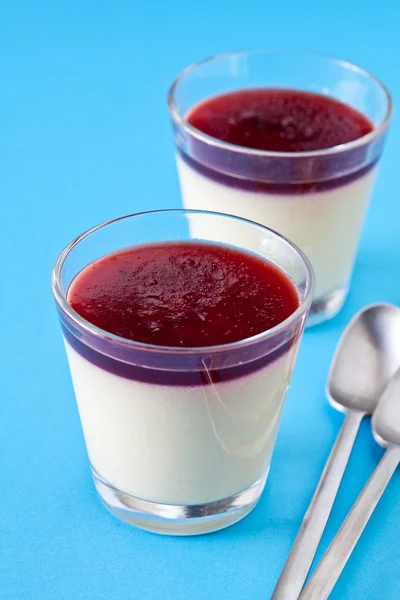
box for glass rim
[168,48,393,159]
[52,209,315,356]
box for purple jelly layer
[61,321,299,387]
[178,148,380,194]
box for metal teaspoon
[271,303,400,600]
[299,364,400,599]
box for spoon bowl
[328,302,400,414]
[373,366,400,447]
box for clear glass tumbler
[168,50,392,325]
[52,209,314,535]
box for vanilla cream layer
[65,339,298,505]
[177,155,377,299]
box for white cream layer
[177,155,377,299]
[65,339,298,505]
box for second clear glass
[168,49,392,325]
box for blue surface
[1,2,400,599]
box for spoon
[271,303,400,600]
[299,366,400,600]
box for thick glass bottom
[92,467,269,535]
[307,285,348,327]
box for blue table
[1,2,400,598]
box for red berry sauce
[68,241,299,348]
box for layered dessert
[63,240,301,506]
[175,89,378,306]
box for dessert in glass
[52,209,314,534]
[168,50,392,325]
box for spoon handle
[299,445,400,600]
[271,410,364,600]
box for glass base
[92,468,268,535]
[306,285,348,327]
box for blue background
[1,1,399,599]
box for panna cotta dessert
[52,210,314,534]
[66,241,299,505]
[178,89,374,301]
[169,50,392,324]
